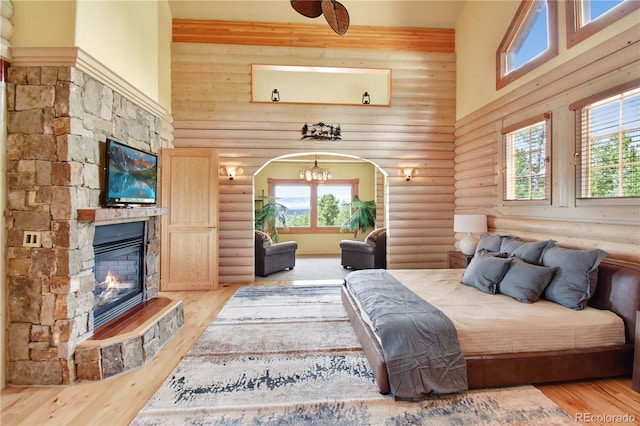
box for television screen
[105,138,158,206]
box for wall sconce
[271,89,280,102]
[220,166,243,180]
[362,92,370,104]
[397,168,418,181]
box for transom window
[496,0,558,90]
[502,114,552,202]
[566,0,639,48]
[572,85,640,199]
[269,179,358,232]
[578,0,623,25]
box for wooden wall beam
[172,19,455,53]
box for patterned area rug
[132,284,578,425]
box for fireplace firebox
[93,221,146,329]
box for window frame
[268,178,359,234]
[501,113,553,205]
[496,0,558,90]
[566,0,640,48]
[570,80,640,205]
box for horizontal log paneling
[172,39,457,283]
[172,20,454,53]
[455,29,640,261]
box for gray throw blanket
[345,269,468,400]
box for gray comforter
[344,269,468,400]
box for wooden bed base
[341,257,640,393]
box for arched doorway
[253,152,388,256]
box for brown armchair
[340,228,387,270]
[255,230,298,277]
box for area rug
[132,284,578,426]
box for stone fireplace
[5,61,180,385]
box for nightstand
[633,311,639,393]
[448,251,474,269]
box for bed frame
[341,257,640,392]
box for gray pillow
[541,246,608,310]
[499,237,555,265]
[474,233,503,256]
[498,257,558,303]
[462,250,512,295]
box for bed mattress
[349,269,625,356]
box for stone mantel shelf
[77,207,168,222]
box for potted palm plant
[254,194,288,242]
[340,195,376,240]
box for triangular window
[496,0,558,90]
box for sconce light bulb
[222,166,238,180]
[398,168,417,181]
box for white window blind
[575,87,640,199]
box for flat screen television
[104,138,158,206]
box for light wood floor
[2,281,639,426]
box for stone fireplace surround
[5,61,181,385]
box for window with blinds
[502,114,551,202]
[574,86,640,199]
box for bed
[342,254,640,399]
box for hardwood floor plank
[538,379,640,425]
[2,282,639,425]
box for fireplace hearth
[93,222,146,329]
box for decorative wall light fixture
[220,166,243,180]
[301,122,341,141]
[271,89,280,102]
[362,92,370,104]
[397,168,418,181]
[300,157,332,181]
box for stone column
[5,64,162,385]
[1,0,15,390]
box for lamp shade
[454,214,487,255]
[453,214,487,233]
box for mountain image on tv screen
[106,141,157,204]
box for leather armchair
[255,230,298,277]
[340,228,387,270]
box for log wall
[454,26,640,262]
[171,23,457,283]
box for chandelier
[300,157,332,181]
[301,122,341,141]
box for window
[269,179,358,232]
[572,83,640,199]
[566,0,639,48]
[502,114,552,202]
[496,0,558,90]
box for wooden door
[160,149,219,291]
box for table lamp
[454,214,488,255]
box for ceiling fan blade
[290,0,323,18]
[322,0,350,35]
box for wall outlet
[23,231,42,247]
